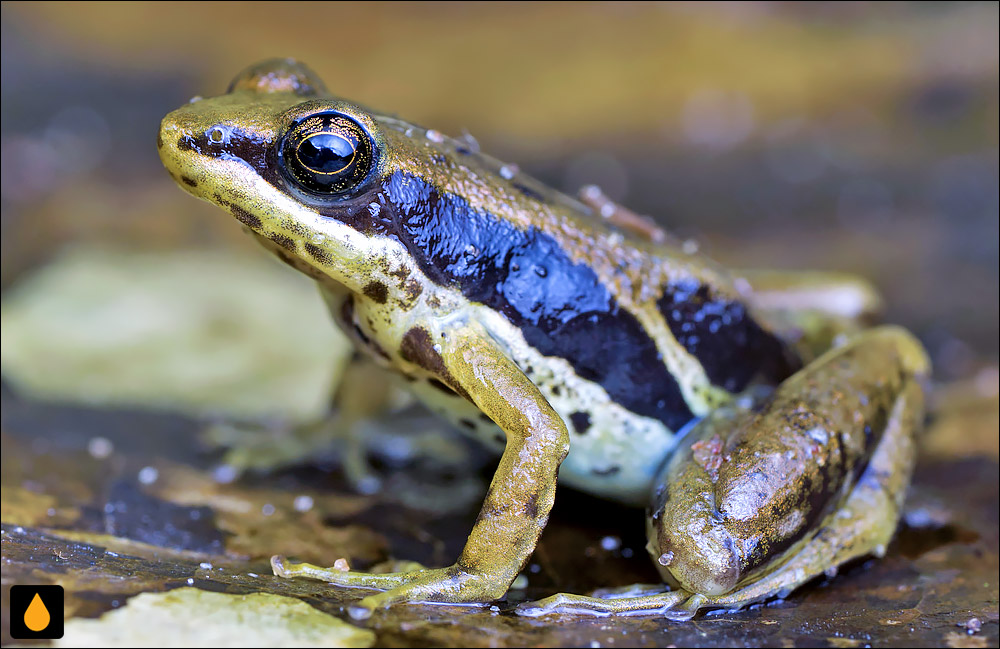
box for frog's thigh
[273,325,569,615]
[518,325,927,619]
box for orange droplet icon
[24,592,51,632]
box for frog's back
[371,115,799,422]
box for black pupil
[299,133,355,173]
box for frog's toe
[350,572,486,618]
[273,557,509,612]
[516,593,613,618]
[271,555,421,591]
[515,589,697,618]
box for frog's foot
[270,556,504,619]
[202,414,384,493]
[516,586,702,621]
[203,404,479,505]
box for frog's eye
[279,112,375,195]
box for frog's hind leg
[518,325,928,619]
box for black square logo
[9,585,64,639]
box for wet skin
[158,59,929,620]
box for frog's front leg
[519,325,928,619]
[273,323,569,618]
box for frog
[157,59,929,621]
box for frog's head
[159,59,427,295]
[161,59,602,304]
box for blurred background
[1,1,997,417]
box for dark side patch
[400,327,470,401]
[363,281,388,304]
[657,279,800,393]
[229,204,262,230]
[383,171,694,432]
[269,233,296,252]
[568,411,592,435]
[304,242,333,265]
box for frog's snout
[157,115,199,196]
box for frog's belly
[404,373,681,507]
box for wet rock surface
[2,382,996,647]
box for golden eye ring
[280,112,374,195]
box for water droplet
[212,464,238,484]
[24,593,50,632]
[425,129,444,143]
[137,466,158,485]
[87,436,113,459]
[499,164,518,180]
[658,551,674,566]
